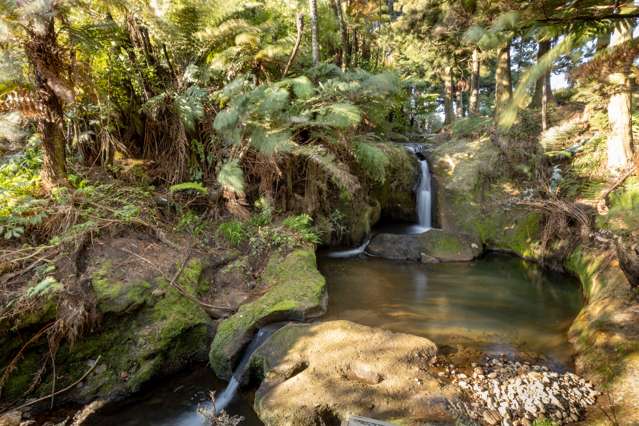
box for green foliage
[0,141,45,240]
[217,160,245,194]
[354,142,389,183]
[176,210,205,236]
[451,116,492,138]
[169,181,208,194]
[282,214,320,244]
[218,220,246,246]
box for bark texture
[607,23,634,172]
[309,0,320,65]
[443,66,454,125]
[494,42,513,122]
[469,48,480,114]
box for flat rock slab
[366,228,482,262]
[251,320,460,426]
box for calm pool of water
[319,253,583,366]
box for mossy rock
[373,144,419,222]
[429,137,543,258]
[566,246,639,424]
[366,229,482,262]
[1,257,213,403]
[209,249,327,379]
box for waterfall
[325,237,371,258]
[214,324,283,413]
[416,158,432,229]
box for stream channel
[86,151,583,425]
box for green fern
[218,160,245,194]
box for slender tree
[443,65,455,125]
[469,48,481,114]
[309,0,320,65]
[333,0,349,69]
[531,39,554,108]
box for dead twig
[1,355,102,415]
[596,164,637,215]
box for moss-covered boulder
[366,229,482,262]
[429,137,543,258]
[250,321,459,426]
[566,246,639,424]
[209,249,327,379]
[323,144,418,246]
[0,241,213,405]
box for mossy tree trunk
[26,17,71,191]
[443,65,454,125]
[469,48,480,114]
[494,41,512,123]
[607,21,634,173]
[309,0,320,65]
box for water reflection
[319,253,583,366]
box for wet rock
[251,321,457,426]
[366,229,482,262]
[209,250,327,379]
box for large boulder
[209,249,327,379]
[250,321,460,426]
[429,137,544,259]
[366,228,482,262]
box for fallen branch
[597,164,637,215]
[1,355,102,415]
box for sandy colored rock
[251,320,460,426]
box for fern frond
[292,145,360,191]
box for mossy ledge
[0,255,213,404]
[209,249,327,379]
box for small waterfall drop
[214,324,283,414]
[416,159,432,229]
[325,237,371,258]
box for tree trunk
[333,0,349,69]
[26,18,69,190]
[532,39,554,107]
[455,83,464,118]
[541,76,549,131]
[309,0,320,65]
[494,42,512,122]
[443,66,454,125]
[283,13,305,77]
[387,0,395,20]
[469,48,480,114]
[607,22,634,172]
[350,29,359,68]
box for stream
[84,148,583,424]
[86,253,582,426]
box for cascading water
[214,324,283,413]
[416,158,432,229]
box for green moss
[2,257,212,402]
[209,249,326,379]
[92,261,153,314]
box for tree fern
[218,159,245,194]
[354,142,389,183]
[317,102,362,129]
